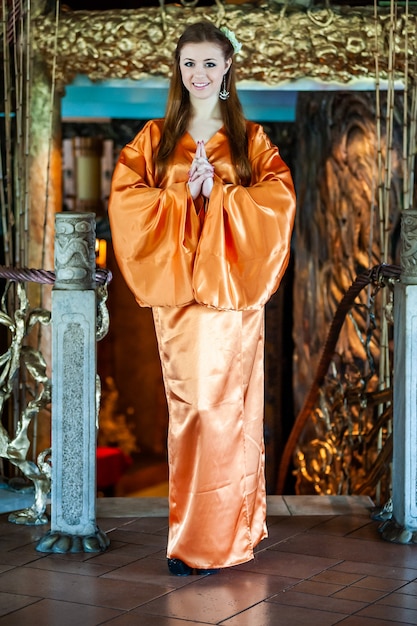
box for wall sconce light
[73,137,104,216]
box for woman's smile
[179,42,231,100]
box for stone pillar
[380,210,417,544]
[36,212,109,553]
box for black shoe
[167,558,192,576]
[196,568,219,575]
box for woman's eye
[184,62,194,67]
[206,62,216,68]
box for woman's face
[179,42,231,101]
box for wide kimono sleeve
[192,123,296,310]
[108,120,201,307]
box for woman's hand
[188,141,214,200]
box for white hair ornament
[220,27,242,54]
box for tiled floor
[1,496,417,625]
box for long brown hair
[156,21,251,185]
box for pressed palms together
[188,140,214,200]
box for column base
[35,527,110,553]
[378,517,417,544]
[372,498,417,544]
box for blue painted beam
[61,76,298,122]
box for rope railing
[0,266,112,285]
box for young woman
[108,21,296,576]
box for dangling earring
[219,74,230,101]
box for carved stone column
[380,210,417,543]
[36,212,109,553]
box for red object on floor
[96,447,132,490]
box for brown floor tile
[102,553,203,589]
[357,603,417,624]
[353,575,408,592]
[37,547,105,564]
[311,569,365,585]
[27,554,117,576]
[106,528,167,548]
[0,598,122,626]
[87,542,165,567]
[269,588,367,614]
[283,495,373,516]
[347,522,387,541]
[332,585,390,603]
[0,566,172,610]
[0,546,45,568]
[0,591,40,617]
[96,497,168,518]
[254,522,299,551]
[96,517,137,532]
[271,530,417,570]
[0,518,46,543]
[133,570,296,623]
[98,540,165,563]
[1,498,417,625]
[308,515,377,537]
[253,516,335,553]
[265,496,291,516]
[269,515,335,534]
[289,579,345,596]
[335,617,411,625]
[119,517,169,534]
[104,613,213,625]
[331,560,417,581]
[237,546,341,578]
[221,599,347,625]
[378,592,417,610]
[398,581,417,596]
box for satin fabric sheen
[109,119,296,311]
[153,305,267,568]
[108,119,296,568]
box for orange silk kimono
[108,119,296,569]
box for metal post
[37,212,109,553]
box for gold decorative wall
[33,4,417,84]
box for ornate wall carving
[33,4,417,84]
[293,91,402,413]
[286,90,402,497]
[400,210,417,284]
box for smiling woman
[179,43,231,144]
[108,20,296,577]
[180,45,231,97]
